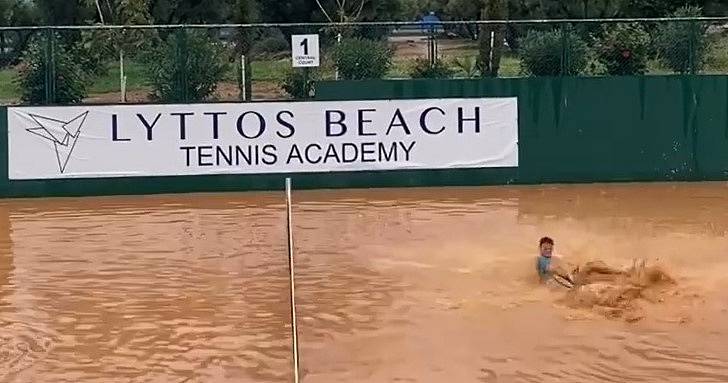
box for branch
[315,0,334,22]
[94,0,105,24]
[353,0,366,21]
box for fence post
[428,27,436,68]
[43,28,54,105]
[560,22,567,76]
[688,20,697,75]
[335,32,341,80]
[175,27,188,102]
[237,25,253,102]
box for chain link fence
[1,17,727,105]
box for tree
[149,0,231,24]
[332,37,393,79]
[400,0,449,20]
[16,32,88,104]
[259,0,402,25]
[655,6,709,73]
[35,0,95,25]
[597,23,650,75]
[0,0,10,26]
[1,1,41,66]
[519,28,589,76]
[142,30,230,102]
[537,0,625,19]
[622,0,705,17]
[72,0,157,77]
[232,0,258,100]
[479,0,506,77]
[703,0,728,16]
[115,0,157,53]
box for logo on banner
[25,111,89,173]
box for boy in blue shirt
[537,236,574,287]
[537,236,555,280]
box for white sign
[291,34,320,67]
[7,98,519,180]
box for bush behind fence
[1,15,728,105]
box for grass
[88,61,149,94]
[0,68,19,101]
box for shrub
[518,28,589,76]
[654,6,709,74]
[280,68,318,99]
[453,56,480,78]
[250,29,289,57]
[71,28,116,78]
[408,57,455,79]
[331,37,393,80]
[142,30,230,102]
[251,36,289,56]
[15,33,87,105]
[597,23,651,75]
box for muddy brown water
[1,182,728,383]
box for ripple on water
[0,321,58,381]
[2,185,728,382]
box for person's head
[539,237,554,257]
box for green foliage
[142,30,230,102]
[231,0,259,55]
[408,57,455,78]
[72,29,116,77]
[400,0,448,20]
[16,33,88,104]
[331,37,393,80]
[64,0,158,78]
[280,68,317,99]
[536,0,622,18]
[0,0,11,25]
[250,29,289,57]
[654,6,709,74]
[453,56,480,78]
[150,0,231,24]
[35,0,94,25]
[623,0,706,17]
[597,23,651,75]
[0,0,41,66]
[518,28,589,76]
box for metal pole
[285,177,301,383]
[241,54,247,102]
[560,22,567,75]
[43,28,52,105]
[302,68,310,99]
[120,49,126,103]
[335,32,341,80]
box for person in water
[536,236,555,281]
[537,236,577,287]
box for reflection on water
[1,182,728,382]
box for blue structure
[420,12,443,34]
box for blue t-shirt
[537,255,552,278]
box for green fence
[1,74,728,198]
[319,75,728,182]
[1,17,728,106]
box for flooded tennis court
[1,182,728,382]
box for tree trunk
[478,0,506,78]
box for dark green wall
[317,75,728,184]
[2,75,728,198]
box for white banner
[7,98,518,180]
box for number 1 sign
[291,34,320,68]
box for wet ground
[1,182,728,382]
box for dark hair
[539,237,554,246]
